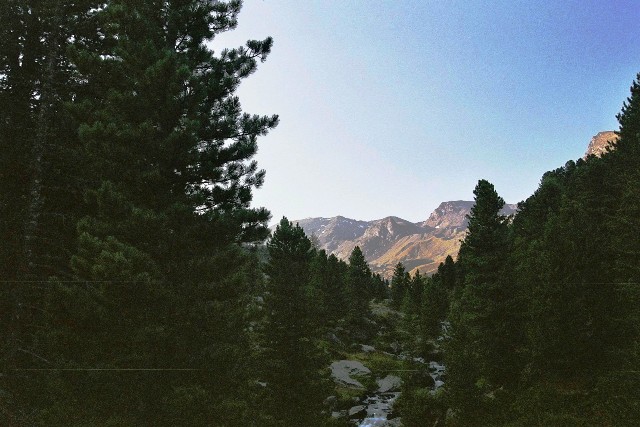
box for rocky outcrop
[585,131,618,158]
[420,200,475,229]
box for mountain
[419,200,475,229]
[332,216,431,262]
[293,201,517,278]
[585,131,618,158]
[294,216,369,253]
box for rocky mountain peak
[294,216,369,253]
[421,200,475,229]
[585,131,618,158]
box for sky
[212,0,640,223]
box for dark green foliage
[420,275,449,341]
[457,180,510,283]
[261,218,330,426]
[395,387,446,427]
[405,270,425,315]
[0,0,98,281]
[502,76,640,423]
[438,255,457,291]
[372,272,389,301]
[347,246,372,309]
[444,180,524,420]
[616,74,640,151]
[416,259,453,343]
[610,74,640,284]
[310,250,350,325]
[390,262,408,309]
[264,218,314,340]
[1,1,278,425]
[424,75,640,425]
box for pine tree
[420,275,449,341]
[445,180,521,420]
[346,246,374,339]
[406,270,425,315]
[327,253,350,318]
[74,1,276,422]
[611,73,640,283]
[372,272,389,301]
[261,218,328,426]
[2,2,278,424]
[437,255,457,291]
[439,77,640,425]
[390,262,408,309]
[310,250,348,325]
[0,3,106,423]
[0,1,97,280]
[616,73,640,153]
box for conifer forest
[1,1,639,426]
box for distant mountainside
[294,201,517,278]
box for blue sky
[213,0,640,223]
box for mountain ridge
[294,200,517,278]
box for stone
[349,405,367,419]
[377,375,402,393]
[361,344,376,353]
[329,360,371,389]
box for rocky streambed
[328,349,446,426]
[357,391,402,427]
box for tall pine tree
[346,246,374,338]
[2,2,278,424]
[261,218,329,426]
[446,180,521,420]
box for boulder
[361,344,376,353]
[377,375,402,393]
[330,360,371,389]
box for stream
[355,358,446,426]
[357,391,401,426]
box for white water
[358,392,400,426]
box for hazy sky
[213,0,640,223]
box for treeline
[397,76,640,425]
[0,1,365,425]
